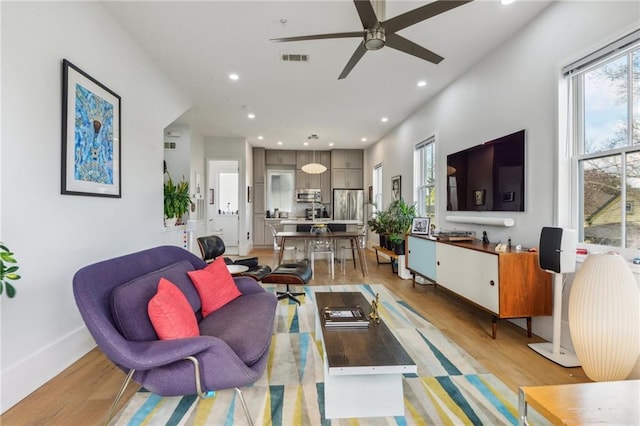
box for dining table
[275,231,368,276]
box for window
[414,136,436,222]
[566,31,639,249]
[267,169,294,213]
[372,163,383,212]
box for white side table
[226,264,249,275]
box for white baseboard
[1,326,95,414]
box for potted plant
[386,199,417,255]
[164,174,190,226]
[368,204,393,249]
[1,242,21,298]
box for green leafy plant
[164,174,191,222]
[0,243,21,298]
[386,199,417,250]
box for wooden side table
[518,380,640,425]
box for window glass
[626,151,640,247]
[583,55,628,154]
[581,154,621,246]
[372,164,383,212]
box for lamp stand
[528,273,580,367]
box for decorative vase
[568,253,640,381]
[393,240,405,255]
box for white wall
[0,2,192,412]
[365,1,639,352]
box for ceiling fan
[270,0,474,80]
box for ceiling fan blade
[270,32,363,43]
[385,33,444,64]
[353,0,378,29]
[338,43,368,80]
[383,0,473,33]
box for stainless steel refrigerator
[332,189,364,223]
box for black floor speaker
[538,226,577,273]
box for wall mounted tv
[446,129,525,212]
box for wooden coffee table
[518,380,640,425]
[315,291,416,419]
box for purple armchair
[72,245,277,424]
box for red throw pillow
[148,278,200,340]
[188,257,242,317]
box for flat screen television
[446,129,525,212]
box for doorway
[207,160,239,255]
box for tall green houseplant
[1,243,21,298]
[387,199,417,254]
[164,174,191,226]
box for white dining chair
[309,224,334,279]
[270,224,297,262]
[340,224,369,274]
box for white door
[207,160,239,255]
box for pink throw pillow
[148,278,200,340]
[188,257,242,317]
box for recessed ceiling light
[381,117,388,122]
[229,73,239,80]
[247,113,255,119]
[417,80,427,87]
[257,135,264,140]
[329,143,334,147]
[501,0,515,4]
[277,141,283,145]
[303,142,309,146]
[361,137,367,142]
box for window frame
[413,136,436,223]
[565,33,640,254]
[372,163,383,213]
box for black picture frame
[411,217,431,235]
[61,59,121,197]
[473,189,485,206]
[392,175,401,201]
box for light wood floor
[1,247,589,425]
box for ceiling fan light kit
[270,0,473,79]
[365,28,385,50]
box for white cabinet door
[436,244,499,314]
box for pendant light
[302,134,327,174]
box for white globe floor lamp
[569,252,640,381]
[528,227,581,367]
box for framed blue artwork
[61,59,121,197]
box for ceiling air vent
[164,141,177,150]
[281,54,309,62]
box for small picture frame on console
[473,189,485,206]
[411,217,430,235]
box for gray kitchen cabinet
[266,150,296,166]
[332,168,363,189]
[253,147,265,183]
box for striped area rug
[113,284,547,425]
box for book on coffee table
[322,306,369,328]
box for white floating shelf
[446,215,515,227]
